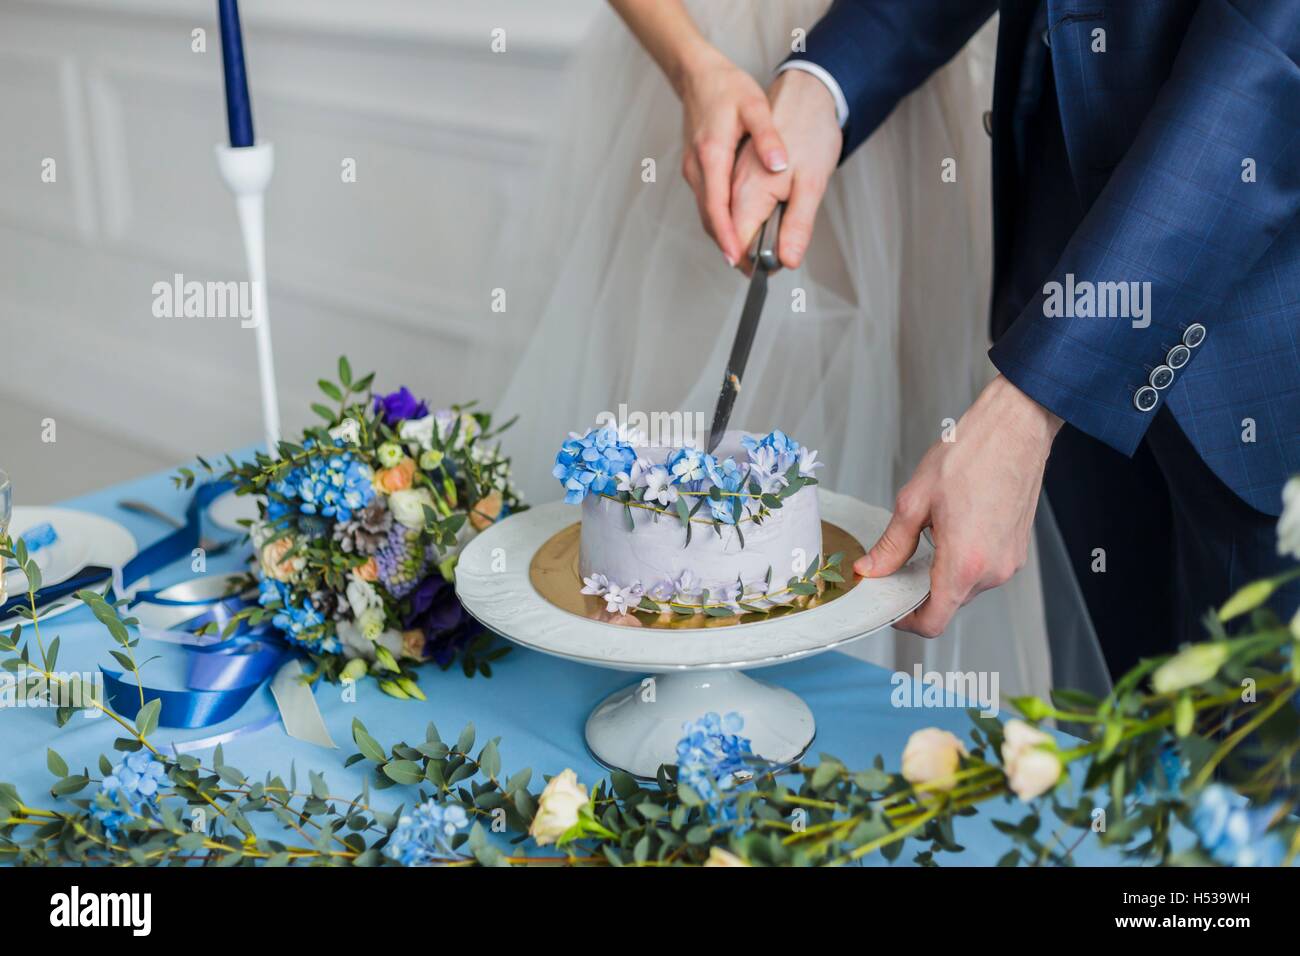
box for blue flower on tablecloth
[384,799,469,866]
[1192,784,1285,867]
[91,750,168,838]
[676,711,753,822]
[553,428,637,503]
[704,456,746,524]
[258,577,337,653]
[268,440,375,524]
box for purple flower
[373,386,429,426]
[404,574,475,666]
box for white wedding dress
[483,2,1062,703]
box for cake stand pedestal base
[584,669,814,780]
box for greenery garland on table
[174,357,525,695]
[1,479,1298,867]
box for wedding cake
[553,426,832,618]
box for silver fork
[117,499,239,556]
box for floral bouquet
[181,357,524,696]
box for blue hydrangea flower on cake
[190,357,524,695]
[555,424,844,620]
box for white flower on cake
[674,570,701,599]
[643,465,678,506]
[603,582,643,615]
[580,573,609,596]
[615,457,653,493]
[388,488,435,529]
[668,447,709,486]
[797,447,823,477]
[647,579,677,602]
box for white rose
[329,418,361,444]
[901,727,968,792]
[703,847,749,867]
[1278,476,1300,561]
[1000,719,1062,802]
[529,769,588,846]
[398,415,435,451]
[388,488,435,529]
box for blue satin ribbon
[117,481,237,590]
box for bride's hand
[730,69,842,273]
[854,376,1063,638]
[677,47,789,267]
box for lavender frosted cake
[553,426,838,619]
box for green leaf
[382,760,424,786]
[351,719,387,763]
[46,748,68,778]
[135,697,161,738]
[338,355,353,388]
[456,723,476,755]
[318,379,343,402]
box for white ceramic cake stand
[455,491,933,779]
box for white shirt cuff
[777,60,849,128]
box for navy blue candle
[217,0,255,147]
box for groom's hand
[854,376,1063,638]
[730,69,842,272]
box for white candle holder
[215,142,280,454]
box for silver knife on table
[706,202,785,453]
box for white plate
[208,489,261,533]
[3,512,90,595]
[1,507,137,628]
[456,491,933,673]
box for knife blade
[707,202,785,453]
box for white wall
[0,0,600,498]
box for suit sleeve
[786,0,998,157]
[989,0,1300,455]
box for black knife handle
[751,202,785,273]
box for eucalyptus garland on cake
[176,357,524,694]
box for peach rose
[355,557,379,582]
[401,629,429,662]
[468,489,504,531]
[375,457,416,494]
[259,537,303,582]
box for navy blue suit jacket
[793,0,1300,514]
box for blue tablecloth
[0,460,1121,866]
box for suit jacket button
[1183,323,1206,348]
[1166,344,1191,369]
[1149,365,1174,390]
[982,110,993,136]
[1134,386,1159,412]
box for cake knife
[706,202,784,453]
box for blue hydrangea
[1192,784,1285,867]
[704,456,746,523]
[268,439,375,524]
[257,577,338,653]
[676,711,753,822]
[383,799,470,866]
[91,750,168,837]
[553,428,637,504]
